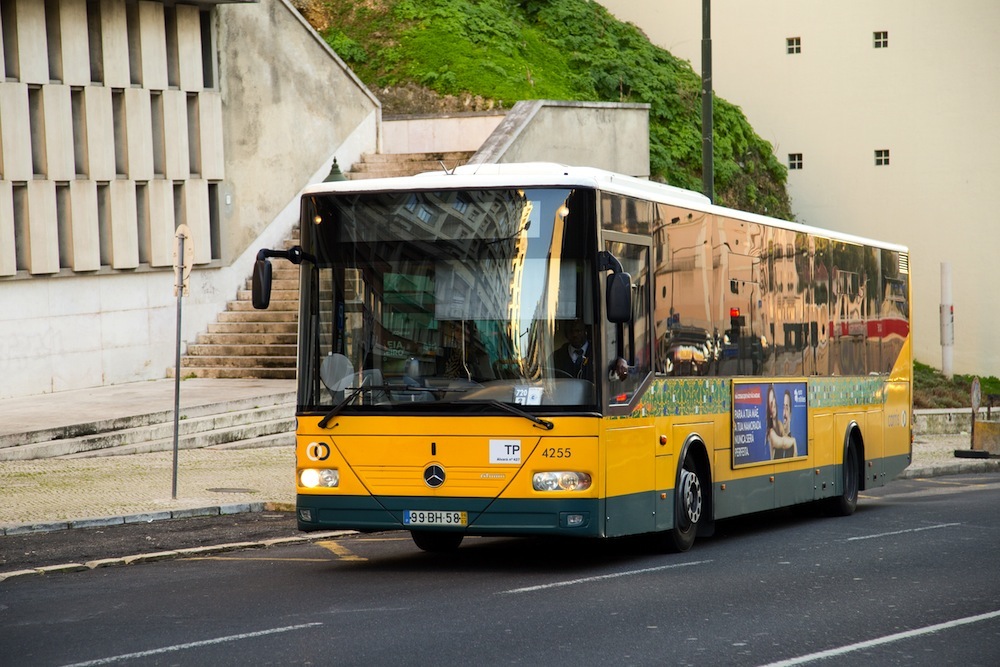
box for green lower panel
[776,467,818,506]
[298,494,605,538]
[714,475,775,519]
[605,491,658,537]
[883,452,912,481]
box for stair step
[208,322,299,334]
[185,343,298,357]
[206,430,295,451]
[197,332,298,346]
[350,161,457,174]
[359,151,474,163]
[181,355,296,369]
[59,416,296,458]
[228,299,297,312]
[217,311,298,323]
[0,403,295,461]
[169,367,297,380]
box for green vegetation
[303,0,793,219]
[914,360,1000,409]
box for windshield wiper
[318,389,553,430]
[464,400,554,430]
[318,386,364,429]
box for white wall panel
[162,89,190,179]
[147,178,175,267]
[138,1,168,90]
[68,180,100,271]
[183,179,211,264]
[0,181,14,276]
[176,4,204,92]
[99,0,130,88]
[42,85,75,181]
[26,181,59,274]
[108,179,138,269]
[0,4,5,78]
[0,82,32,181]
[124,88,153,181]
[83,86,115,181]
[199,91,225,180]
[58,0,92,86]
[13,0,47,84]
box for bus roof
[302,162,908,253]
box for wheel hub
[679,468,702,524]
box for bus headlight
[300,468,339,488]
[532,471,592,492]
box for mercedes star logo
[423,464,446,488]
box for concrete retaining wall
[384,113,505,154]
[469,100,651,178]
[913,408,994,435]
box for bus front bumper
[296,494,604,538]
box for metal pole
[172,235,185,499]
[701,0,714,203]
[940,262,953,379]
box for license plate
[403,510,467,527]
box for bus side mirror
[606,272,632,323]
[252,258,272,309]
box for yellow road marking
[185,557,332,562]
[316,540,367,561]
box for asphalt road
[0,511,302,572]
[3,473,1000,666]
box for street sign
[173,224,193,297]
[972,376,982,412]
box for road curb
[0,530,353,583]
[0,502,270,536]
[900,460,1000,479]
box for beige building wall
[0,0,380,399]
[599,0,1000,376]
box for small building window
[873,31,889,48]
[788,153,803,170]
[787,37,801,54]
[875,149,890,166]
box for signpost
[971,376,981,450]
[171,225,193,499]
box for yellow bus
[252,163,912,552]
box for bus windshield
[296,187,599,411]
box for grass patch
[914,360,1000,409]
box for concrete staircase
[173,255,300,380]
[174,151,475,380]
[0,390,296,461]
[347,150,475,180]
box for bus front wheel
[411,530,464,552]
[663,455,703,552]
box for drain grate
[206,487,255,493]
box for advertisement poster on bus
[733,381,808,466]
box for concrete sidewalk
[1,380,998,534]
[0,379,297,533]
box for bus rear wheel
[663,455,703,553]
[411,530,464,552]
[828,439,860,517]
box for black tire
[663,454,703,552]
[829,440,860,516]
[411,531,464,552]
